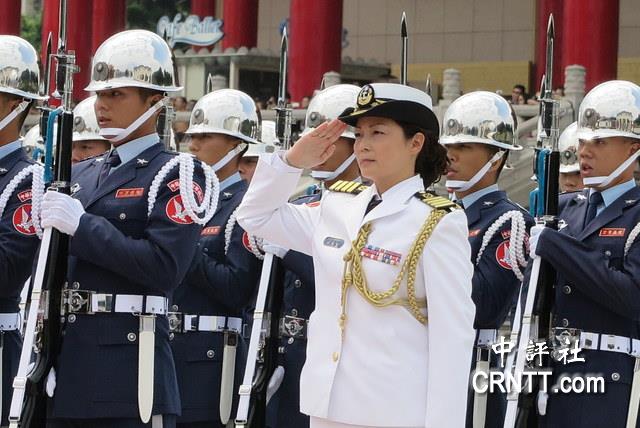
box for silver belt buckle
[279,315,307,339]
[64,290,94,314]
[551,327,581,359]
[167,312,183,333]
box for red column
[562,0,619,91]
[191,0,216,18]
[221,0,258,50]
[92,0,126,52]
[41,0,94,102]
[289,0,342,102]
[0,0,21,35]
[190,0,217,51]
[534,0,563,95]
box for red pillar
[92,0,126,52]
[41,0,93,102]
[0,0,21,35]
[221,0,258,50]
[562,0,619,91]
[190,0,217,50]
[289,0,342,102]
[534,0,563,94]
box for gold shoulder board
[328,180,369,195]
[414,191,459,212]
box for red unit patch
[115,188,144,199]
[167,179,203,202]
[12,203,36,235]
[599,228,625,237]
[495,241,512,270]
[166,195,193,224]
[242,231,254,253]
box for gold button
[332,352,339,362]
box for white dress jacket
[237,153,476,427]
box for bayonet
[400,12,408,85]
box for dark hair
[137,87,163,102]
[397,121,448,189]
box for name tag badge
[202,226,221,236]
[599,228,625,237]
[469,229,481,238]
[323,236,344,248]
[360,245,402,266]
[115,187,144,199]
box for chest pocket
[101,197,149,238]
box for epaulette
[414,191,459,212]
[329,180,369,195]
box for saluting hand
[285,119,347,169]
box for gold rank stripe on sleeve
[414,191,459,212]
[329,180,369,195]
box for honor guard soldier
[558,122,584,193]
[237,83,475,428]
[265,84,361,428]
[40,30,217,428]
[528,80,640,427]
[440,91,534,428]
[169,88,262,428]
[0,35,46,426]
[71,95,110,163]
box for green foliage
[21,13,42,52]
[127,0,191,31]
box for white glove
[529,224,545,257]
[537,390,548,415]
[266,365,285,404]
[41,191,85,236]
[262,241,289,259]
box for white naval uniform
[236,153,476,428]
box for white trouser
[310,417,422,428]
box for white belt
[0,313,20,331]
[169,313,243,333]
[580,332,640,357]
[64,290,168,315]
[476,329,497,347]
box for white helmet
[22,124,45,163]
[73,96,108,142]
[440,91,521,150]
[577,80,640,141]
[304,84,360,139]
[85,30,182,93]
[186,89,259,144]
[0,35,46,100]
[243,120,277,158]
[558,122,579,174]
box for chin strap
[310,153,356,181]
[99,100,166,143]
[0,101,29,132]
[212,143,248,172]
[446,150,505,192]
[583,150,640,188]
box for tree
[127,0,190,31]
[21,13,42,52]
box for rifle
[400,12,408,86]
[503,14,559,428]
[235,27,291,428]
[9,1,78,426]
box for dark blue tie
[365,196,382,215]
[98,150,121,186]
[584,191,603,225]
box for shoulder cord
[475,210,527,282]
[224,206,264,260]
[340,208,447,335]
[147,153,219,225]
[625,222,640,258]
[0,164,45,238]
